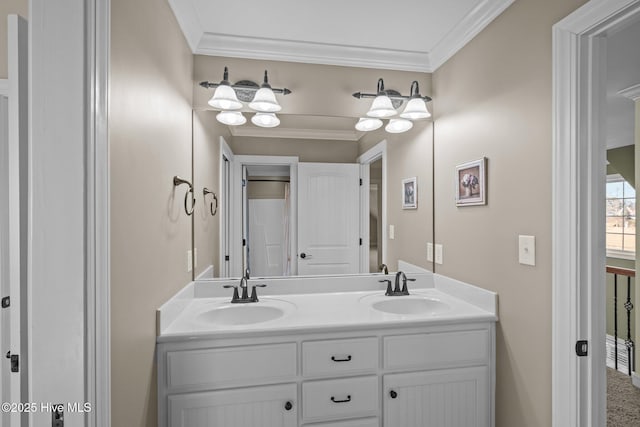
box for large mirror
[192,56,434,279]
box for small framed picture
[402,177,417,209]
[455,158,487,206]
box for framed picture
[402,177,417,209]
[455,158,487,206]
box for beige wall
[193,110,230,279]
[231,136,358,163]
[110,0,194,425]
[0,0,28,79]
[432,0,586,426]
[359,120,434,272]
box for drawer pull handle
[390,390,398,399]
[331,355,352,362]
[284,401,293,411]
[330,395,352,404]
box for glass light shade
[366,95,397,118]
[385,118,413,133]
[400,98,431,120]
[251,113,280,128]
[216,111,246,126]
[249,87,282,112]
[355,117,383,132]
[208,84,242,110]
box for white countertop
[157,272,498,342]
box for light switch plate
[427,243,434,262]
[187,249,193,272]
[519,235,536,266]
[435,244,443,265]
[389,225,395,240]
[194,247,198,268]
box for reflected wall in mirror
[192,56,434,278]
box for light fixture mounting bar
[352,91,431,102]
[200,81,292,95]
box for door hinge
[359,238,363,246]
[242,179,247,187]
[575,340,588,357]
[359,178,363,186]
[5,352,18,372]
[1,296,9,308]
[225,255,230,261]
[242,239,246,247]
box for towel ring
[203,188,218,216]
[173,176,195,216]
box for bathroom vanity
[156,272,497,427]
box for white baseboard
[633,372,640,389]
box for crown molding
[428,0,516,70]
[229,124,363,141]
[167,0,203,52]
[196,33,431,73]
[618,83,640,101]
[0,79,8,96]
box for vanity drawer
[166,343,296,390]
[302,418,379,427]
[383,329,490,370]
[302,376,378,422]
[302,337,378,377]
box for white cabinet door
[297,163,360,275]
[384,367,490,427]
[169,383,297,427]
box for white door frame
[229,155,299,277]
[219,137,234,278]
[552,1,640,426]
[357,140,387,273]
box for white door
[384,367,490,427]
[168,383,298,427]
[297,163,360,275]
[0,15,28,427]
[249,199,286,277]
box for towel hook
[203,188,218,216]
[173,176,195,216]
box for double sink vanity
[157,269,498,427]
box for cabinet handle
[389,390,398,399]
[284,401,293,411]
[330,355,352,362]
[330,395,351,404]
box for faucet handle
[379,279,393,296]
[223,285,240,302]
[250,284,267,302]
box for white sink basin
[362,295,451,315]
[196,299,295,326]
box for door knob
[300,252,307,259]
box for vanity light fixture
[200,67,291,128]
[353,78,432,134]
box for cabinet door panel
[384,367,489,427]
[169,383,297,427]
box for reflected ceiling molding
[228,125,364,141]
[618,83,640,101]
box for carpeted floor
[607,367,640,426]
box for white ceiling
[169,0,515,72]
[606,19,640,150]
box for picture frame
[455,158,487,206]
[402,177,417,209]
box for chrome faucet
[379,271,415,296]
[224,269,266,303]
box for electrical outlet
[389,225,395,240]
[519,235,536,266]
[435,244,443,265]
[427,243,434,262]
[187,250,193,272]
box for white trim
[168,0,514,72]
[428,0,516,71]
[358,140,388,272]
[632,371,640,389]
[228,125,363,142]
[606,249,636,260]
[552,1,640,426]
[618,83,640,101]
[195,264,214,280]
[0,80,8,96]
[219,137,234,278]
